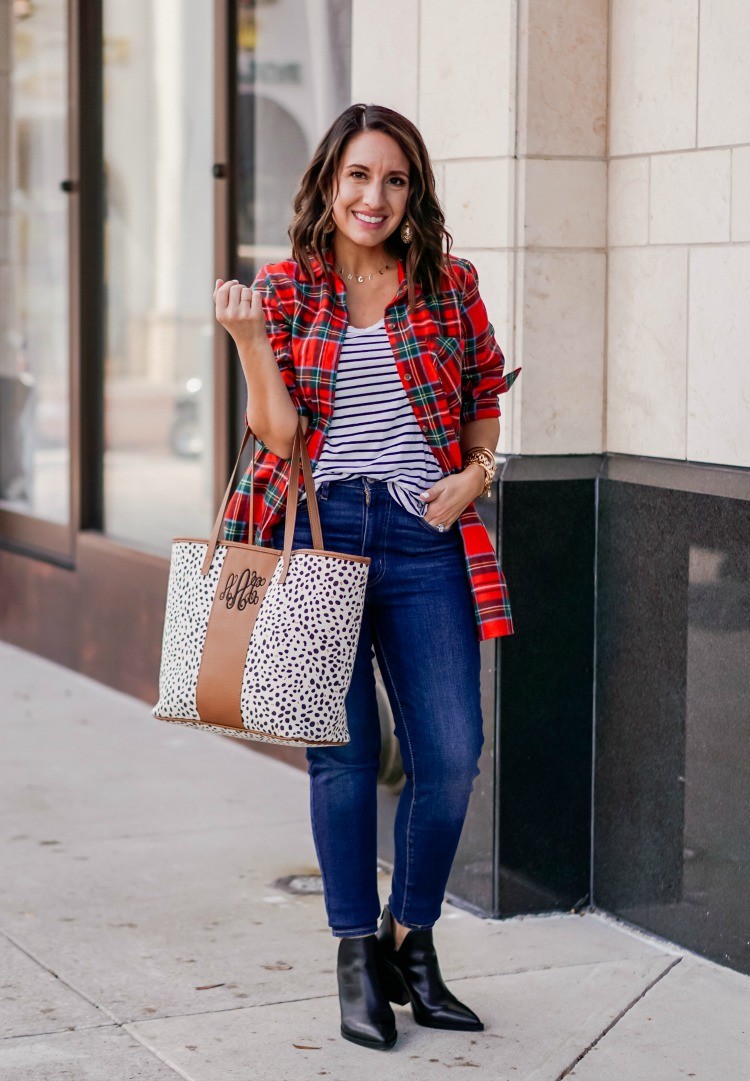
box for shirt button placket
[386,318,410,379]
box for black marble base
[498,478,596,913]
[375,454,750,976]
[595,476,750,975]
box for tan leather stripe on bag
[195,546,280,730]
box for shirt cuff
[460,400,502,424]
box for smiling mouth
[353,211,386,224]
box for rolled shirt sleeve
[458,258,521,424]
[250,267,312,425]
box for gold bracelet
[463,444,495,464]
[462,446,496,498]
[467,463,493,498]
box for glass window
[0,0,70,525]
[101,3,214,552]
[235,0,352,285]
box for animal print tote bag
[151,419,369,746]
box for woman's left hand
[419,465,485,529]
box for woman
[215,103,520,1051]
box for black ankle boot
[336,934,397,1050]
[375,905,484,1031]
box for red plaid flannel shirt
[223,246,521,639]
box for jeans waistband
[313,476,390,500]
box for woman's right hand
[213,277,308,447]
[213,278,268,347]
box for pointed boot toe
[375,905,484,1031]
[337,934,397,1050]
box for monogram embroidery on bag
[218,568,267,610]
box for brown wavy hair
[288,103,456,313]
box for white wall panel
[607,248,688,459]
[649,150,730,245]
[520,0,608,157]
[698,0,750,148]
[688,246,750,468]
[520,252,605,454]
[419,0,515,159]
[610,0,699,156]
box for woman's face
[329,130,411,252]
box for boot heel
[378,959,410,1005]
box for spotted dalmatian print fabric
[151,540,369,746]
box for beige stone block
[444,158,514,250]
[519,0,608,157]
[524,158,606,248]
[0,117,9,208]
[650,149,731,244]
[0,73,10,207]
[0,211,9,262]
[455,249,516,455]
[731,145,750,241]
[419,0,515,159]
[351,0,419,115]
[455,248,513,360]
[0,264,15,366]
[698,0,750,147]
[433,159,446,213]
[519,251,605,454]
[688,246,750,468]
[606,247,688,459]
[0,1,10,74]
[608,156,649,247]
[610,0,699,155]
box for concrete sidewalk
[1,640,747,1080]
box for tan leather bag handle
[201,417,323,577]
[278,419,324,584]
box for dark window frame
[0,0,238,568]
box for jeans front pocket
[414,509,456,536]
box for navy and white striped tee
[299,316,444,517]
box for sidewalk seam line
[1,1021,118,1042]
[553,955,683,1081]
[118,1025,197,1081]
[0,928,119,1024]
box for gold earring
[400,218,413,244]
